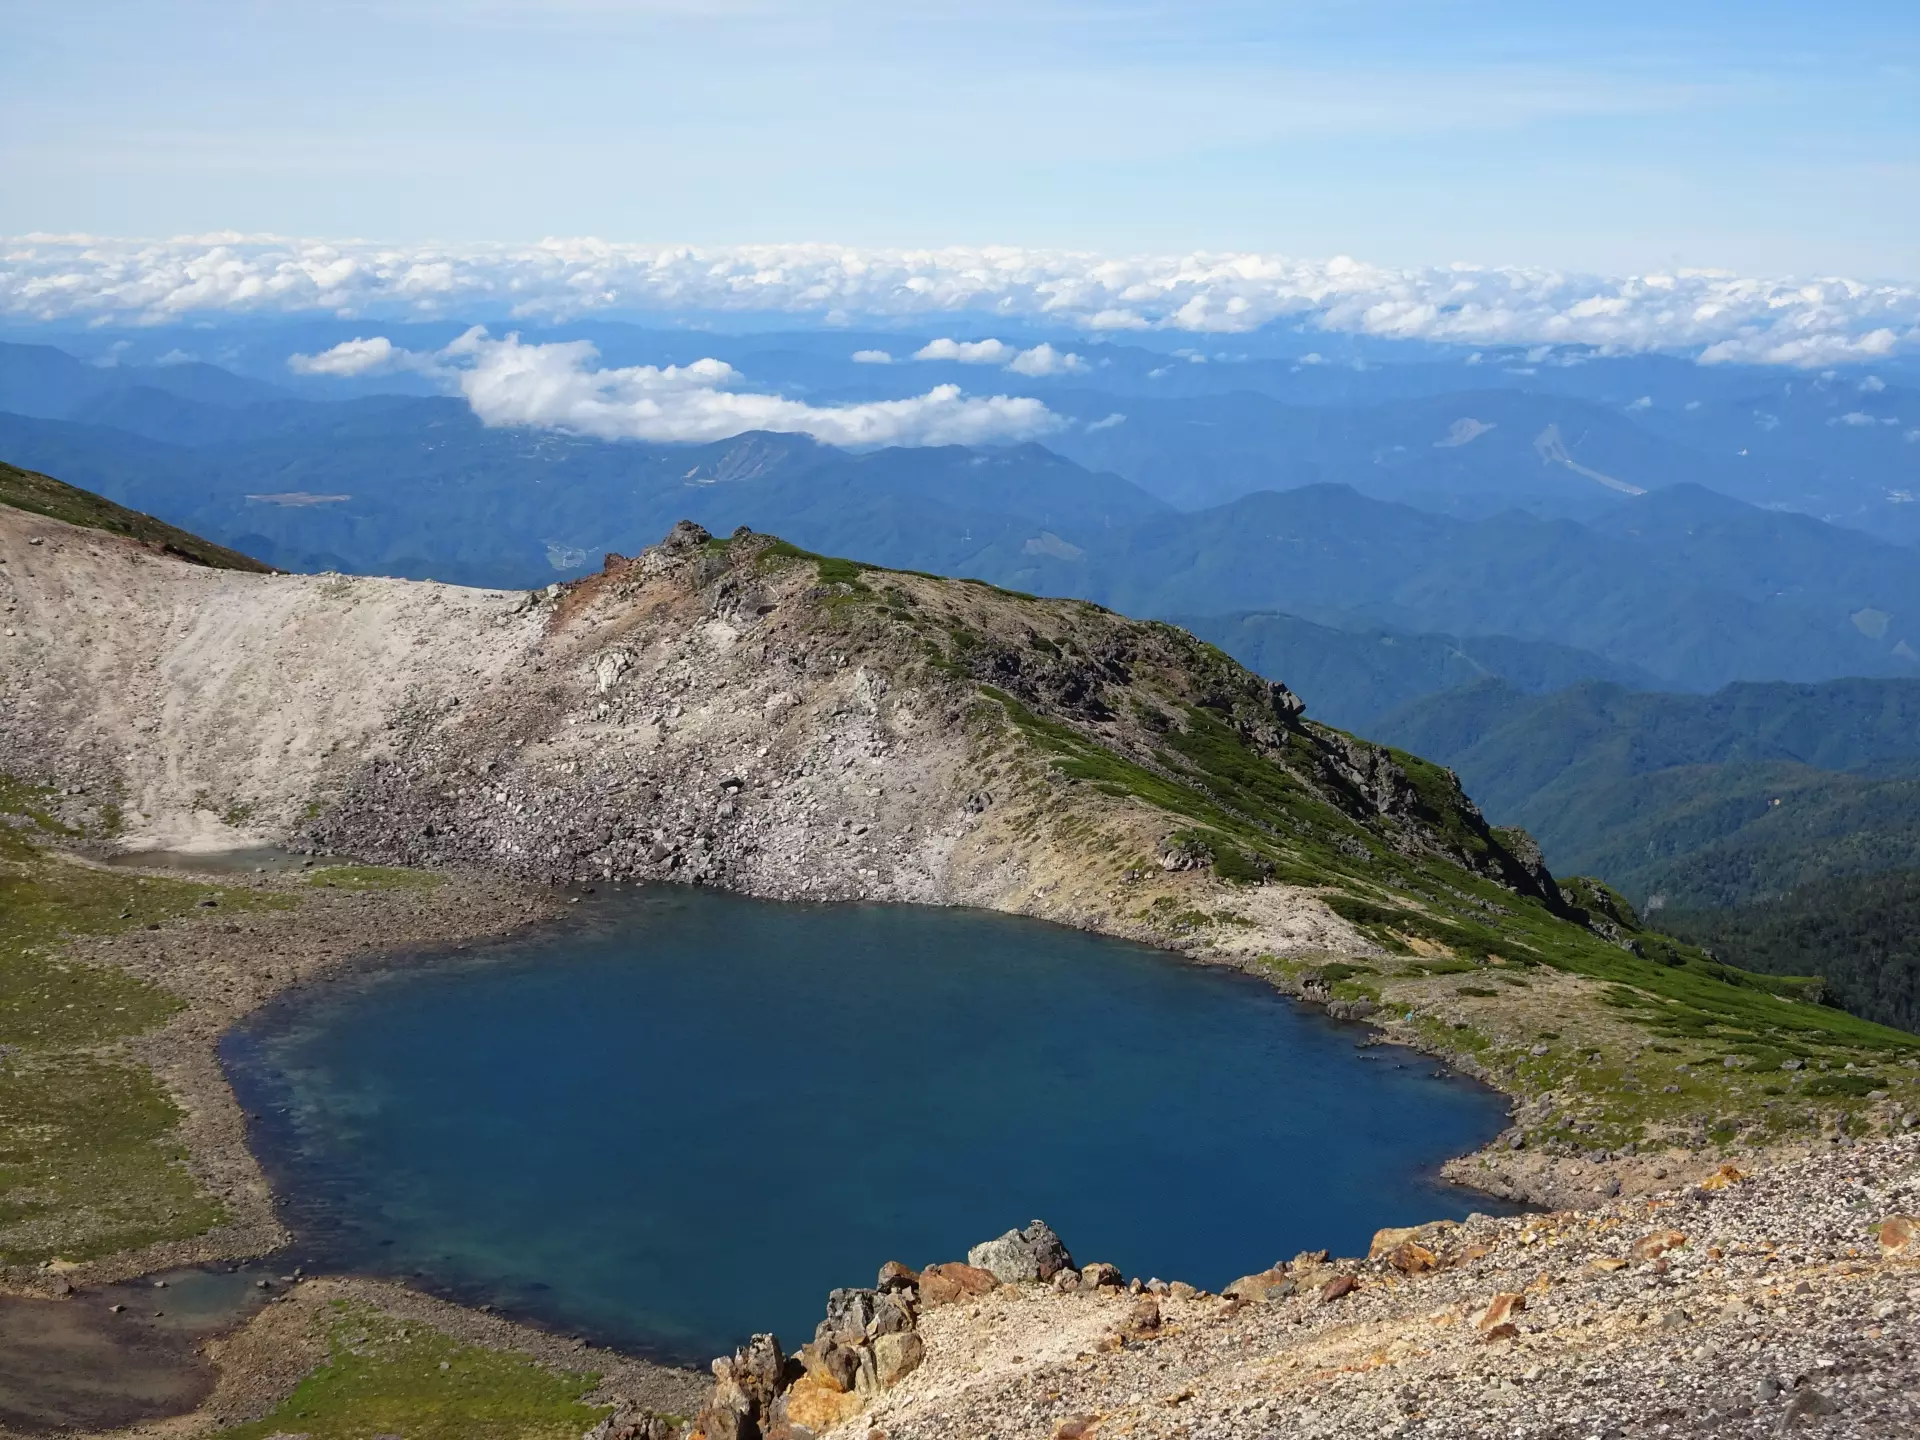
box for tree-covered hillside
[1663,868,1920,1035]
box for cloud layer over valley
[289,328,1060,447]
[7,236,1917,367]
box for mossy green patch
[0,854,287,1263]
[221,1303,611,1440]
[0,1056,224,1264]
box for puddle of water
[104,846,321,876]
[0,1264,277,1434]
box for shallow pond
[224,887,1515,1364]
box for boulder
[1223,1267,1293,1304]
[918,1262,998,1306]
[872,1330,925,1386]
[876,1260,919,1292]
[967,1219,1074,1283]
[1079,1262,1124,1291]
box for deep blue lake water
[222,887,1515,1364]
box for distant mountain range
[3,359,1919,695]
[1171,611,1651,733]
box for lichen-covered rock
[967,1219,1074,1283]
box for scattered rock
[1878,1215,1916,1256]
[1319,1275,1358,1303]
[1629,1229,1688,1262]
[1478,1292,1526,1330]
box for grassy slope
[0,457,273,572]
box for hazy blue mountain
[0,340,289,417]
[1370,676,1920,909]
[0,403,1167,588]
[960,483,1920,690]
[1041,387,1741,516]
[1171,610,1652,732]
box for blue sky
[4,1,1917,277]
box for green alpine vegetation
[1662,867,1920,1036]
[0,782,284,1264]
[220,1303,612,1440]
[1371,675,1920,909]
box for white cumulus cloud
[287,335,442,377]
[1005,342,1088,376]
[914,336,1087,375]
[309,327,1060,448]
[851,349,893,364]
[913,337,1017,364]
[5,236,1918,368]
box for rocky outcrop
[686,1221,1118,1440]
[966,1220,1073,1284]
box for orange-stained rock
[1699,1164,1747,1191]
[1881,1215,1917,1255]
[1482,1321,1520,1342]
[1630,1230,1688,1262]
[783,1373,867,1432]
[1389,1242,1439,1275]
[1478,1292,1526,1329]
[1587,1258,1629,1275]
[918,1262,999,1306]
